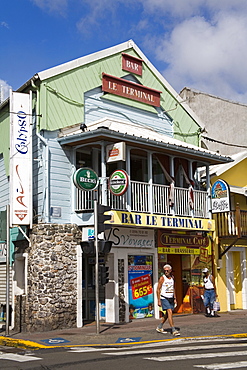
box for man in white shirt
[202,267,218,317]
[156,264,180,336]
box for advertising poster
[128,255,154,319]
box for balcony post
[206,164,212,219]
[101,141,107,206]
[236,203,241,238]
[126,146,131,212]
[148,152,153,214]
[169,156,175,215]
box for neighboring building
[180,87,247,156]
[180,87,247,312]
[0,40,231,332]
[208,151,247,312]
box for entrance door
[228,251,242,310]
[82,255,106,322]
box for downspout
[31,79,50,222]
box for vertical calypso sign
[211,179,231,213]
[10,91,32,227]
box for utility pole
[5,204,10,336]
[94,191,100,335]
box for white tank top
[161,275,174,298]
[204,275,214,289]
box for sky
[1,0,247,104]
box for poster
[128,255,154,319]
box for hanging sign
[106,142,126,162]
[109,170,129,196]
[211,179,231,213]
[122,53,143,76]
[73,167,99,191]
[157,230,211,255]
[102,73,161,107]
[10,91,32,227]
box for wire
[202,135,247,149]
[45,84,84,107]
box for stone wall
[118,258,126,322]
[20,224,81,332]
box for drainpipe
[101,141,107,206]
[31,79,50,222]
[206,164,212,219]
[148,152,153,214]
[126,146,131,212]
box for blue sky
[2,0,247,104]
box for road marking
[104,343,247,356]
[194,361,247,369]
[144,350,247,361]
[0,353,42,362]
[68,337,247,352]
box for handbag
[213,300,220,311]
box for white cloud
[0,80,12,103]
[1,21,9,29]
[154,11,247,103]
[27,0,247,103]
[30,0,68,16]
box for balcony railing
[215,206,247,238]
[75,180,208,218]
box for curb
[1,333,247,350]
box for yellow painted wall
[215,158,247,187]
[233,251,242,309]
[215,257,228,312]
[211,158,247,311]
[211,158,247,210]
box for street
[1,337,247,369]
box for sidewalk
[0,310,247,350]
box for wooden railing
[75,180,208,218]
[214,204,247,238]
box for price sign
[131,274,153,300]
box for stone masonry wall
[21,224,81,332]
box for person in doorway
[156,264,180,336]
[202,268,218,317]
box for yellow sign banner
[107,211,215,231]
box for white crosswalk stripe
[144,350,247,361]
[104,342,247,356]
[0,352,42,362]
[68,337,247,353]
[70,337,247,369]
[194,361,247,369]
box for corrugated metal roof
[58,117,232,165]
[210,150,247,176]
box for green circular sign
[73,167,99,191]
[109,170,129,196]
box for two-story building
[0,40,231,332]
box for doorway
[82,255,106,322]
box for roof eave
[58,128,233,165]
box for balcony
[214,205,247,239]
[75,180,208,218]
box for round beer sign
[109,170,129,196]
[73,167,99,191]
